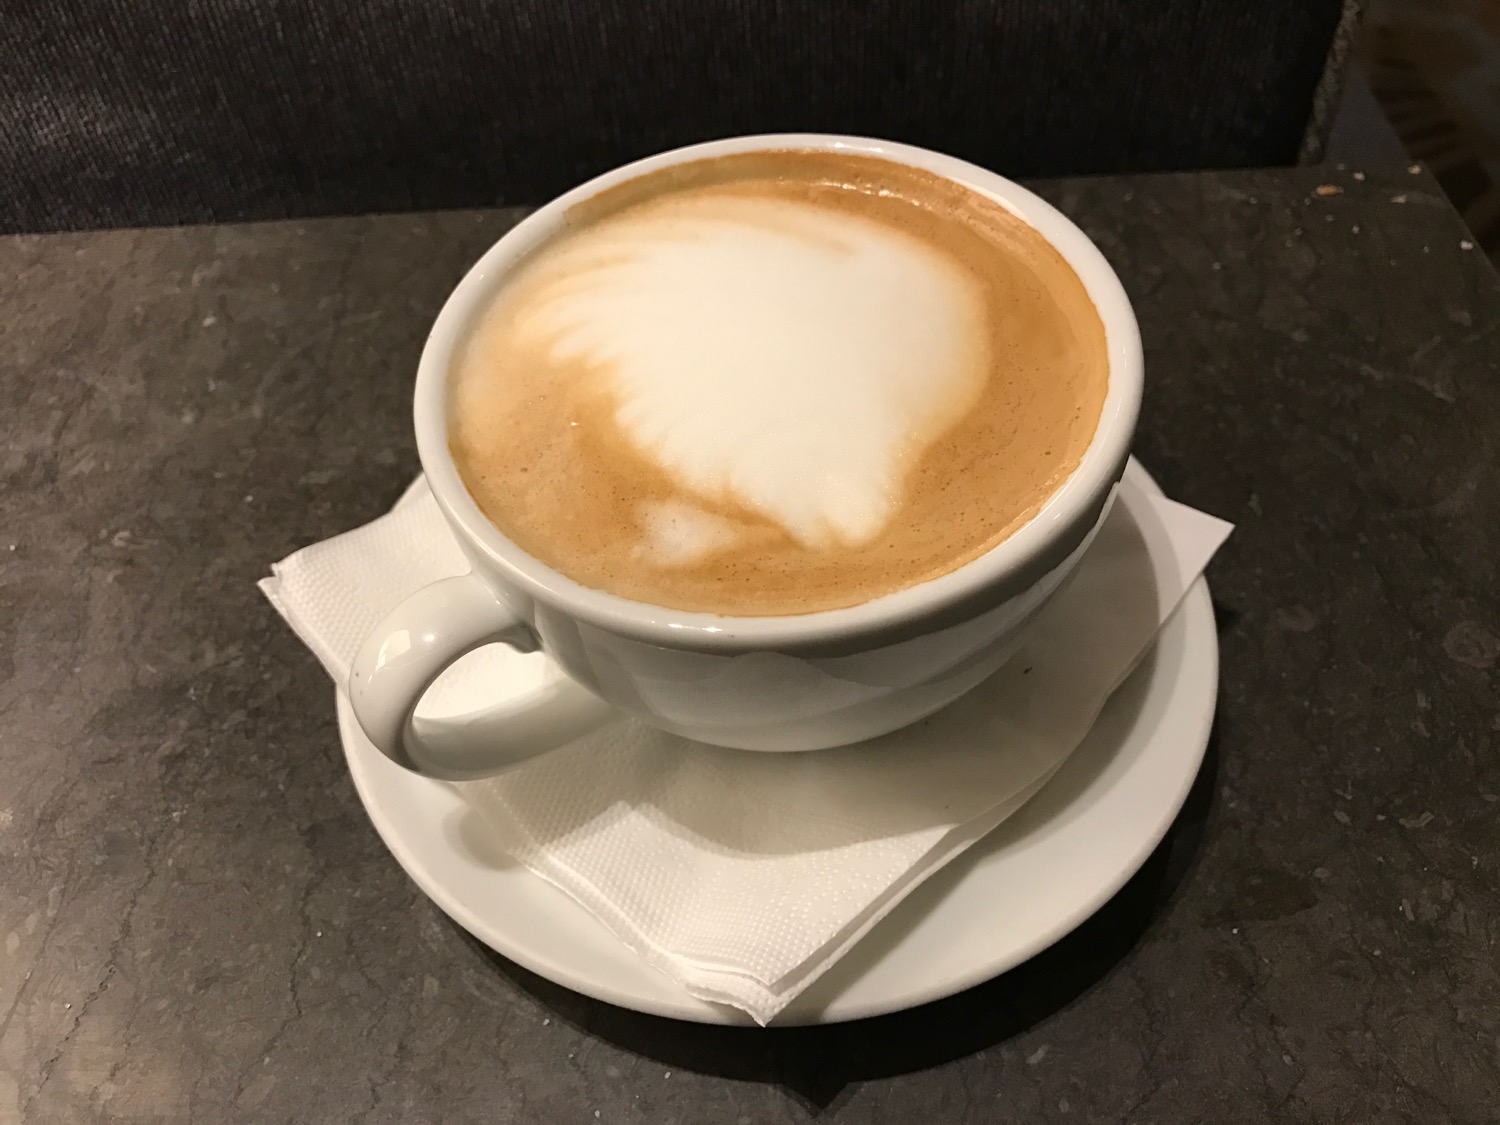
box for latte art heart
[450,150,1109,616]
[515,197,989,550]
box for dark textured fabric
[5,0,1346,233]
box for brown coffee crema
[450,151,1109,616]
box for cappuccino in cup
[449,150,1108,616]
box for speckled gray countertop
[3,165,1498,1123]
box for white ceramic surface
[348,133,1145,777]
[337,480,1217,1025]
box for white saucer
[337,474,1218,1025]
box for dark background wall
[5,0,1346,232]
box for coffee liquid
[451,151,1109,615]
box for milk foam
[514,195,989,549]
[637,499,742,566]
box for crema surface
[450,151,1109,615]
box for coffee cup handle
[347,574,616,779]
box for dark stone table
[3,164,1497,1122]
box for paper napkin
[261,464,1231,1023]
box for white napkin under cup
[262,463,1230,1023]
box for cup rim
[414,133,1142,651]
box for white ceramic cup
[348,134,1143,779]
